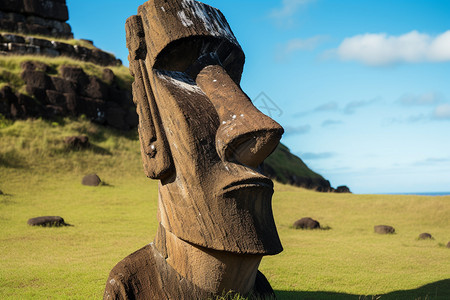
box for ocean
[389,192,450,196]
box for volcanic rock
[21,69,54,90]
[374,225,395,234]
[418,233,433,240]
[82,174,101,186]
[64,135,90,149]
[293,217,320,230]
[335,185,351,193]
[27,216,68,227]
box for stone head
[126,0,284,255]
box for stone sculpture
[104,0,284,299]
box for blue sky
[67,0,450,194]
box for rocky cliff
[0,61,137,130]
[262,143,335,192]
[0,0,72,38]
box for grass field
[0,118,449,299]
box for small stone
[418,233,433,240]
[374,225,395,234]
[82,174,101,186]
[27,216,68,227]
[64,136,90,149]
[447,242,450,248]
[293,217,320,230]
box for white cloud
[271,0,315,19]
[344,98,380,114]
[335,30,450,66]
[301,152,336,160]
[433,104,450,120]
[277,36,326,61]
[321,119,343,127]
[314,101,338,112]
[399,92,443,106]
[284,36,325,53]
[284,125,311,136]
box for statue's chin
[162,183,282,256]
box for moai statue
[104,0,284,299]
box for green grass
[0,118,449,299]
[0,55,133,94]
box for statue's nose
[196,65,283,168]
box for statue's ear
[126,15,174,180]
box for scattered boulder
[0,190,3,195]
[374,225,395,234]
[293,217,320,230]
[82,174,101,186]
[447,241,450,248]
[335,185,351,193]
[20,61,50,72]
[64,135,90,149]
[27,216,69,227]
[418,233,433,240]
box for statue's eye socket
[154,37,244,84]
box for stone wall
[0,0,72,38]
[0,33,122,66]
[0,61,138,130]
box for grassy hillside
[0,55,133,94]
[0,118,449,299]
[263,143,331,191]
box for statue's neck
[154,224,262,296]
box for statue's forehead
[136,0,245,81]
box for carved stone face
[127,0,284,255]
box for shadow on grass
[275,279,450,300]
[0,152,25,168]
[89,144,112,155]
[62,144,112,156]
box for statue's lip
[221,177,274,194]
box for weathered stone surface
[102,68,115,85]
[2,34,26,44]
[64,135,90,149]
[27,216,68,227]
[0,32,120,65]
[335,185,351,193]
[23,0,69,22]
[105,1,283,298]
[26,36,53,48]
[0,1,23,13]
[418,233,433,240]
[46,90,66,106]
[21,69,54,89]
[83,77,108,99]
[17,93,42,117]
[0,1,72,38]
[374,225,395,234]
[60,66,89,84]
[82,174,101,186]
[51,76,77,94]
[293,217,321,230]
[25,86,47,103]
[21,60,50,72]
[0,85,17,118]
